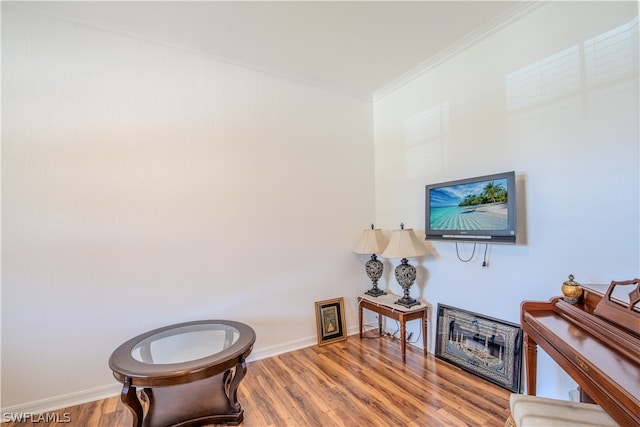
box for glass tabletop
[130,322,240,364]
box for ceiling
[18,1,537,100]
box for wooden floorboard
[2,335,511,426]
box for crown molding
[373,1,547,102]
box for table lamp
[353,224,388,297]
[381,223,429,308]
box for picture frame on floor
[315,297,347,346]
[435,304,523,392]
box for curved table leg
[227,361,247,414]
[120,376,143,427]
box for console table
[109,320,256,427]
[358,293,428,362]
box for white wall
[1,5,374,410]
[374,1,639,400]
[3,0,639,414]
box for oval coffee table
[109,320,256,427]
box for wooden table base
[121,362,246,427]
[358,294,428,362]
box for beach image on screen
[430,179,508,231]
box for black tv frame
[425,171,517,244]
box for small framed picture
[315,297,347,346]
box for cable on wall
[455,241,477,262]
[482,243,489,267]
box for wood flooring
[3,334,511,426]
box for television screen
[425,171,516,243]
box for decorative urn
[561,274,583,305]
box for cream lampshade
[381,223,429,307]
[353,224,388,297]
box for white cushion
[509,394,619,427]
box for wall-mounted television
[425,171,517,243]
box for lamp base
[363,254,385,297]
[365,286,387,297]
[395,296,419,308]
[394,258,420,308]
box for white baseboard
[248,335,317,361]
[1,383,122,416]
[1,329,361,415]
[248,326,360,361]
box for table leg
[120,376,143,427]
[359,303,363,339]
[524,332,538,395]
[226,362,247,415]
[400,315,407,362]
[422,312,428,356]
